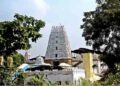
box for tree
[81,0,120,72]
[12,52,24,67]
[26,74,47,86]
[0,13,45,57]
[0,13,45,85]
[26,74,56,86]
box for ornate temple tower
[45,25,72,65]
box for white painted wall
[26,68,85,85]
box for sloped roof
[72,48,102,54]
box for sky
[0,0,97,57]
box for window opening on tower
[55,54,58,57]
[56,47,58,50]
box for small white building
[44,68,85,85]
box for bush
[99,72,120,86]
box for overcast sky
[0,0,97,57]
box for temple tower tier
[45,25,72,65]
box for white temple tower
[45,25,72,65]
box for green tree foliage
[3,52,24,67]
[0,66,15,85]
[26,74,57,86]
[0,13,45,85]
[81,0,120,72]
[100,72,120,86]
[0,13,45,56]
[12,52,24,67]
[27,74,47,86]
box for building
[16,25,107,85]
[25,68,85,86]
[45,25,72,65]
[22,25,85,86]
[72,48,108,78]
